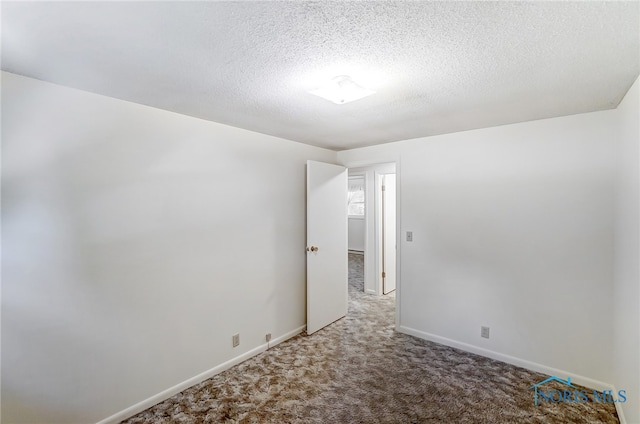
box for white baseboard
[96,325,306,424]
[611,384,628,424]
[397,325,614,392]
[98,324,624,424]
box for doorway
[347,163,396,297]
[347,174,366,294]
[306,160,398,336]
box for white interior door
[383,174,396,294]
[306,160,348,335]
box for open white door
[306,160,348,335]
[382,174,396,294]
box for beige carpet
[123,254,618,423]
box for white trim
[397,325,614,392]
[612,385,627,424]
[96,325,306,424]
[374,171,384,295]
[394,157,401,330]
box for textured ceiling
[2,1,639,151]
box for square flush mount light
[309,75,375,104]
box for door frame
[379,173,396,295]
[347,160,401,329]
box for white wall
[613,76,640,423]
[348,217,365,251]
[0,72,337,423]
[339,108,618,385]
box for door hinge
[382,271,386,278]
[382,185,386,191]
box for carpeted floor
[124,253,618,423]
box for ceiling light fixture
[309,75,375,104]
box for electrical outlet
[406,231,413,242]
[481,326,490,339]
[265,333,272,342]
[232,333,240,347]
